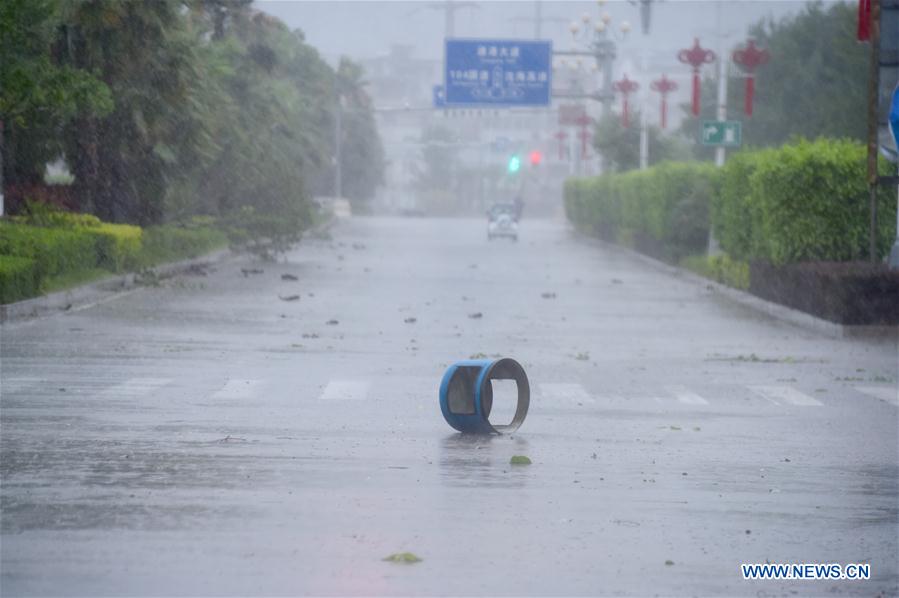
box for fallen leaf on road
[404,317,417,324]
[469,352,488,359]
[241,268,264,276]
[510,455,532,465]
[574,352,589,361]
[326,319,339,326]
[352,243,367,250]
[281,273,298,281]
[382,552,422,564]
[302,333,319,339]
[279,295,300,301]
[611,278,623,284]
[468,312,483,319]
[665,560,674,566]
[541,292,557,299]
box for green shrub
[0,222,98,278]
[563,161,717,260]
[711,149,771,260]
[0,255,40,304]
[83,223,143,272]
[681,254,750,290]
[140,224,227,266]
[747,139,896,264]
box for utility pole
[333,73,343,199]
[425,1,478,39]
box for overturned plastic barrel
[439,357,530,434]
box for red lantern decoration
[857,0,872,41]
[574,113,593,156]
[650,74,678,130]
[732,39,770,117]
[677,38,716,116]
[554,130,568,160]
[613,75,639,128]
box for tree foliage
[593,111,690,173]
[1,0,385,231]
[679,1,867,154]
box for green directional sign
[701,120,742,147]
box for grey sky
[254,1,840,64]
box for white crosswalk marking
[855,386,899,406]
[667,386,710,406]
[319,380,369,401]
[749,385,823,407]
[212,379,262,399]
[1,377,44,394]
[101,377,171,397]
[538,382,594,404]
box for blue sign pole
[444,38,552,107]
[888,83,899,269]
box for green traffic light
[508,154,521,173]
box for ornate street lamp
[678,38,716,117]
[650,74,678,130]
[732,39,770,117]
[614,74,639,128]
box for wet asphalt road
[1,216,897,597]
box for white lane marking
[749,385,823,407]
[1,377,44,394]
[212,379,262,400]
[102,377,172,397]
[667,386,710,406]
[855,386,899,406]
[538,382,595,404]
[319,380,369,401]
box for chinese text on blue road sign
[444,39,552,107]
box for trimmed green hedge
[0,255,40,304]
[0,213,228,304]
[565,161,718,260]
[738,139,895,264]
[140,224,227,266]
[84,223,143,272]
[0,222,98,278]
[565,138,898,268]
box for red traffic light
[529,150,542,166]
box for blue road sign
[444,38,552,107]
[433,85,446,108]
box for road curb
[573,230,899,340]
[0,215,337,326]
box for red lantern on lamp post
[650,74,678,130]
[554,130,569,160]
[677,38,716,116]
[613,75,639,128]
[732,39,769,117]
[574,113,593,157]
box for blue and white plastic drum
[438,357,530,434]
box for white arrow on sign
[703,125,719,141]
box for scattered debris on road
[241,268,264,276]
[382,552,422,564]
[468,312,483,319]
[281,273,298,281]
[510,456,532,465]
[404,317,417,324]
[326,319,339,325]
[279,295,300,302]
[541,291,557,299]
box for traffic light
[507,154,521,173]
[529,150,542,166]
